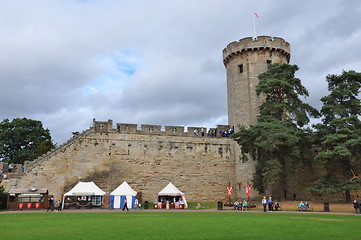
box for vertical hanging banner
[227,186,233,196]
[245,184,251,197]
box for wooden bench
[75,202,92,209]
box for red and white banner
[245,184,251,197]
[227,187,233,196]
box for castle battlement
[222,35,290,65]
[93,119,231,137]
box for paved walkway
[0,208,358,216]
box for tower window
[267,60,272,69]
[238,64,243,73]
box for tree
[312,70,361,202]
[232,64,318,200]
[33,140,56,159]
[0,180,7,209]
[0,118,54,164]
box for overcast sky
[0,0,360,144]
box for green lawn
[0,211,360,240]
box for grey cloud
[0,0,360,144]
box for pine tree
[233,64,318,200]
[312,70,361,202]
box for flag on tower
[245,184,251,197]
[252,13,260,40]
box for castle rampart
[223,36,290,65]
[99,119,232,138]
[4,119,242,203]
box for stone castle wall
[5,119,254,202]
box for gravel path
[0,208,358,216]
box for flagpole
[253,13,256,40]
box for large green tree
[312,70,361,202]
[0,118,54,164]
[232,64,318,200]
[0,180,7,209]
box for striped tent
[110,181,137,209]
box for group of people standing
[206,126,235,138]
[261,196,280,212]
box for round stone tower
[223,36,290,128]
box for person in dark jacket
[267,197,273,212]
[122,198,129,212]
[353,199,360,215]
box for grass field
[0,211,360,240]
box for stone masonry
[223,36,290,128]
[7,120,245,202]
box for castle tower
[223,36,290,128]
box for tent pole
[62,195,65,210]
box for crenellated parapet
[222,35,290,66]
[93,119,113,133]
[94,119,232,137]
[165,126,185,136]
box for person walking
[54,200,59,212]
[47,197,54,212]
[57,200,62,212]
[122,198,129,212]
[267,196,273,212]
[262,196,267,212]
[353,199,360,215]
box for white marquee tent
[62,181,106,209]
[110,181,137,209]
[158,182,188,208]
